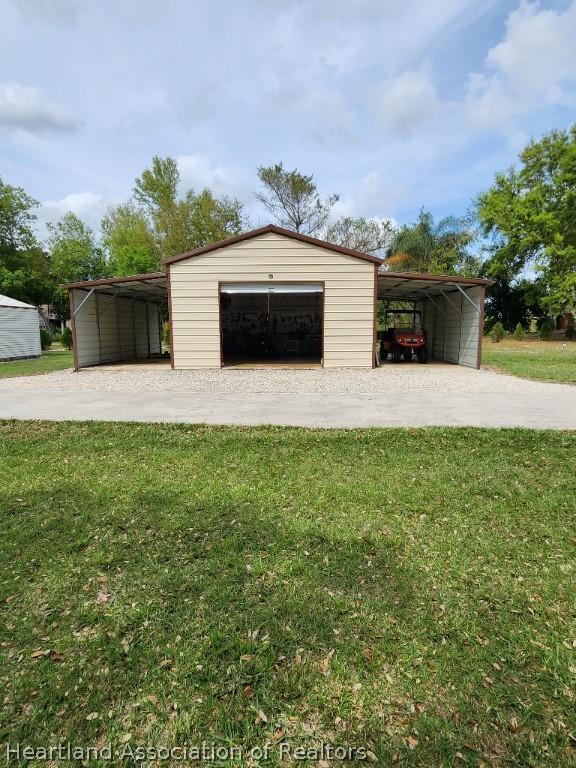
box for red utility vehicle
[380,309,428,363]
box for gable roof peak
[162,224,382,265]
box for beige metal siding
[72,290,161,368]
[169,232,375,368]
[0,306,41,361]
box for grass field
[0,348,73,379]
[1,422,575,766]
[482,338,576,383]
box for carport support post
[477,286,485,369]
[68,289,79,371]
[132,299,137,360]
[115,292,122,362]
[95,292,102,362]
[145,301,151,358]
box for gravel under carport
[0,362,566,395]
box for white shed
[0,294,42,362]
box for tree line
[1,124,575,330]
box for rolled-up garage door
[220,283,323,294]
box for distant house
[0,294,42,362]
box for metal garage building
[0,294,41,362]
[66,225,490,371]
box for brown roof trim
[161,224,383,266]
[63,271,167,289]
[378,270,493,286]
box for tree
[384,209,480,275]
[133,156,244,259]
[490,321,506,343]
[0,176,53,306]
[476,125,576,312]
[101,203,158,276]
[48,213,108,283]
[134,155,180,218]
[481,275,545,332]
[181,188,244,250]
[324,216,395,257]
[513,322,525,339]
[61,327,73,350]
[0,177,38,254]
[256,162,339,235]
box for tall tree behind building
[477,125,576,312]
[130,156,244,260]
[256,162,339,235]
[385,209,480,276]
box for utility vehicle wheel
[392,348,403,363]
[417,347,429,363]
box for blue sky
[1,0,576,241]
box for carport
[66,273,167,370]
[377,271,489,369]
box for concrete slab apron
[1,389,575,429]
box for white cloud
[42,191,103,216]
[465,1,576,127]
[177,155,252,201]
[333,172,409,219]
[37,192,114,240]
[12,0,78,24]
[378,69,443,136]
[0,82,78,133]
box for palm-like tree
[384,209,480,276]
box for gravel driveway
[0,362,567,395]
[1,363,575,428]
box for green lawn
[0,348,73,379]
[1,423,575,767]
[482,338,576,383]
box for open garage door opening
[220,283,323,367]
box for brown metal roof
[64,272,168,302]
[377,271,492,300]
[379,270,491,286]
[162,224,384,266]
[63,272,166,289]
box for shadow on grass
[2,426,573,767]
[0,483,425,756]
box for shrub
[512,322,525,339]
[163,321,170,349]
[40,329,52,350]
[61,327,73,350]
[539,318,554,340]
[490,322,506,343]
[565,325,575,340]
